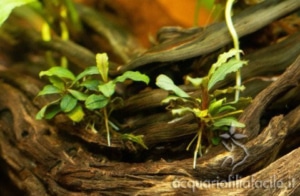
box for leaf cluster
[36,53,149,147]
[36,53,149,122]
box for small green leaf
[122,134,148,149]
[36,105,48,120]
[171,107,193,116]
[96,53,109,82]
[48,76,65,90]
[67,89,89,101]
[98,81,115,97]
[193,108,208,119]
[211,137,221,145]
[85,94,109,110]
[37,85,62,96]
[212,86,236,96]
[66,105,85,122]
[73,66,98,84]
[213,117,245,128]
[156,74,190,98]
[217,105,236,114]
[115,71,150,84]
[80,79,101,91]
[208,98,226,115]
[36,103,61,120]
[208,58,247,90]
[44,104,61,119]
[39,67,75,80]
[208,49,242,77]
[161,96,188,104]
[0,0,36,27]
[213,85,245,97]
[186,75,206,87]
[60,94,78,112]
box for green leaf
[0,0,36,27]
[213,117,245,128]
[115,71,150,84]
[85,94,109,110]
[171,107,193,116]
[66,105,85,122]
[156,74,190,98]
[208,58,247,90]
[208,98,226,115]
[186,75,206,87]
[217,105,236,114]
[36,103,61,120]
[98,81,115,97]
[80,79,101,91]
[44,104,61,119]
[211,137,221,145]
[121,134,148,149]
[39,67,75,81]
[37,85,62,96]
[67,89,89,101]
[48,76,65,90]
[193,108,208,119]
[213,86,237,97]
[60,94,78,112]
[161,96,188,104]
[36,105,48,120]
[208,49,242,77]
[73,66,99,84]
[96,53,109,82]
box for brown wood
[1,55,300,195]
[1,0,300,195]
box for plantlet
[156,49,250,169]
[155,0,250,169]
[36,53,150,146]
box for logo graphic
[220,124,249,173]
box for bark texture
[1,0,300,195]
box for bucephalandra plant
[36,53,150,147]
[155,0,250,169]
[156,49,250,169]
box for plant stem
[186,134,198,151]
[225,0,241,102]
[103,107,111,146]
[193,123,204,169]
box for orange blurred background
[76,0,213,47]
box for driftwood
[114,0,300,74]
[1,0,300,195]
[1,56,300,195]
[4,0,300,75]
